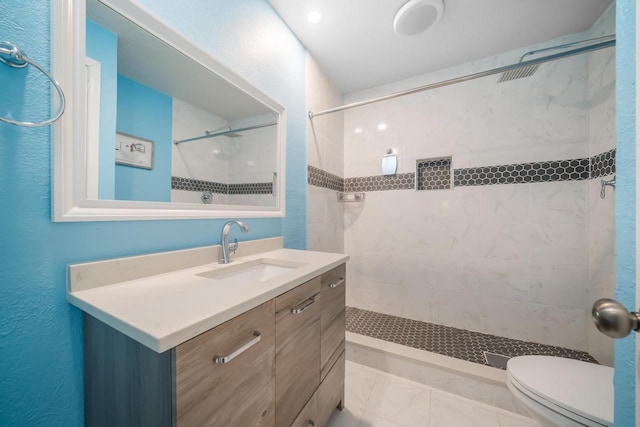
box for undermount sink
[197,258,306,283]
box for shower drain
[484,352,511,369]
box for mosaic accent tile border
[590,148,616,179]
[172,176,273,195]
[346,307,597,369]
[417,157,451,191]
[307,148,615,192]
[308,165,344,191]
[228,182,273,195]
[345,173,415,192]
[172,176,227,194]
[454,158,590,187]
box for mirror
[52,0,286,221]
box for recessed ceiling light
[378,123,387,130]
[307,10,322,24]
[394,0,444,37]
[354,128,363,134]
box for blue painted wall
[86,19,117,200]
[615,1,637,425]
[0,1,306,425]
[115,75,172,202]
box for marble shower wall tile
[340,9,615,354]
[172,98,229,183]
[307,53,344,178]
[585,7,616,366]
[307,53,345,253]
[343,181,591,349]
[343,162,594,349]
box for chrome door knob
[592,298,640,338]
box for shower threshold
[346,307,597,370]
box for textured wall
[306,53,345,253]
[614,0,637,424]
[0,1,306,425]
[115,75,173,202]
[86,19,117,200]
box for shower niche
[415,156,452,191]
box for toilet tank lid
[507,356,613,426]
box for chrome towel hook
[0,41,66,127]
[600,175,615,199]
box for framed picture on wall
[115,132,154,169]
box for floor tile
[345,361,379,411]
[357,411,405,427]
[364,372,431,427]
[346,307,596,368]
[326,407,363,427]
[497,412,540,427]
[327,362,539,427]
[428,390,500,427]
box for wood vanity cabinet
[275,277,322,427]
[84,300,276,427]
[174,300,276,427]
[320,264,346,381]
[83,263,346,427]
[289,265,346,427]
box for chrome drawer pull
[329,277,345,289]
[213,331,261,364]
[291,296,316,314]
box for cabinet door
[275,277,322,427]
[290,391,318,427]
[320,264,346,380]
[175,300,276,427]
[317,351,346,427]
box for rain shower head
[205,126,242,138]
[497,64,540,83]
[174,121,276,145]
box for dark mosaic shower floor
[346,307,598,370]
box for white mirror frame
[51,0,286,221]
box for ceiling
[267,0,614,94]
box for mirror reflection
[85,0,279,208]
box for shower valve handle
[592,298,640,338]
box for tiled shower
[308,6,615,368]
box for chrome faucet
[219,220,249,264]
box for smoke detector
[393,0,444,37]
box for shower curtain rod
[308,35,616,119]
[173,121,277,145]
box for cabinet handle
[291,296,316,314]
[213,331,261,364]
[329,277,345,289]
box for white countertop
[68,244,348,353]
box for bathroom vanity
[68,238,348,427]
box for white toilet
[506,356,613,427]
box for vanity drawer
[317,351,346,427]
[320,264,346,380]
[175,300,276,427]
[290,391,318,427]
[275,277,322,427]
[290,350,346,427]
